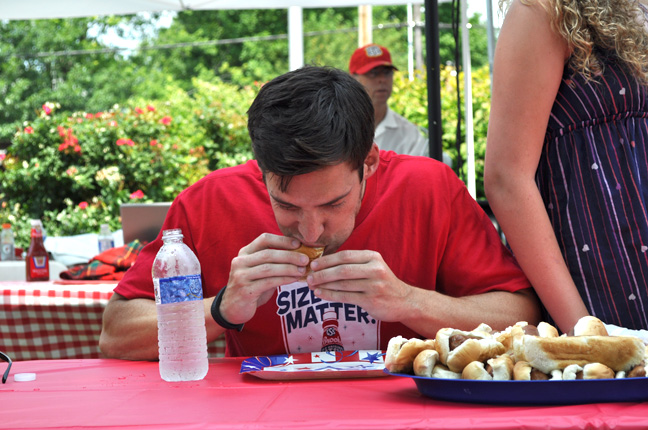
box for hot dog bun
[582,363,615,379]
[513,334,644,373]
[436,325,505,373]
[572,316,609,336]
[430,364,462,379]
[513,360,532,381]
[487,354,515,380]
[537,321,559,338]
[495,322,528,352]
[462,361,493,380]
[413,349,439,377]
[562,364,583,380]
[386,316,646,380]
[295,244,324,261]
[295,244,324,280]
[549,369,563,380]
[385,336,435,374]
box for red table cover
[0,281,225,360]
[3,358,648,430]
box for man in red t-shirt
[100,66,540,359]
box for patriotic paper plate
[240,350,386,380]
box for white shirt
[375,107,452,166]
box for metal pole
[424,0,443,161]
[486,0,496,84]
[461,0,476,197]
[288,6,303,71]
[358,5,373,46]
[407,3,414,81]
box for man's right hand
[218,233,309,325]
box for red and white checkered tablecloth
[0,281,225,361]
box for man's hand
[306,250,412,322]
[219,233,309,325]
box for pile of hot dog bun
[385,316,648,380]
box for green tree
[0,18,116,142]
[134,9,289,87]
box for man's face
[266,162,366,254]
[354,66,394,107]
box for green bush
[0,77,256,248]
[390,64,491,198]
[0,65,491,249]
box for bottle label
[28,255,49,279]
[1,243,14,261]
[98,239,115,253]
[32,256,48,269]
[158,274,203,304]
[320,310,344,352]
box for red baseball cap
[349,44,398,75]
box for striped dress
[536,55,648,330]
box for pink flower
[130,189,145,200]
[160,116,172,125]
[57,126,66,137]
[150,139,158,146]
[147,105,155,112]
[0,154,5,162]
[109,121,118,127]
[42,104,52,115]
[66,167,78,176]
[24,126,34,134]
[78,201,88,210]
[135,107,144,115]
[116,138,135,147]
[85,113,93,119]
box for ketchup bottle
[25,223,49,282]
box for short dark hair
[247,65,375,191]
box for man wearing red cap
[349,44,451,165]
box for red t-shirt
[115,151,530,356]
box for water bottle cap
[162,228,183,238]
[14,373,36,382]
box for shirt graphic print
[276,281,381,353]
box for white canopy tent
[1,0,490,196]
[0,1,417,19]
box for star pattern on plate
[240,350,386,376]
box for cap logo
[365,45,383,58]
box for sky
[468,0,504,26]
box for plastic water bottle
[98,223,114,253]
[152,228,208,382]
[1,223,15,261]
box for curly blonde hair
[501,0,648,85]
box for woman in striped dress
[485,0,648,333]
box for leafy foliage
[390,64,491,198]
[0,6,496,249]
[0,78,256,247]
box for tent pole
[424,0,442,161]
[288,6,304,71]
